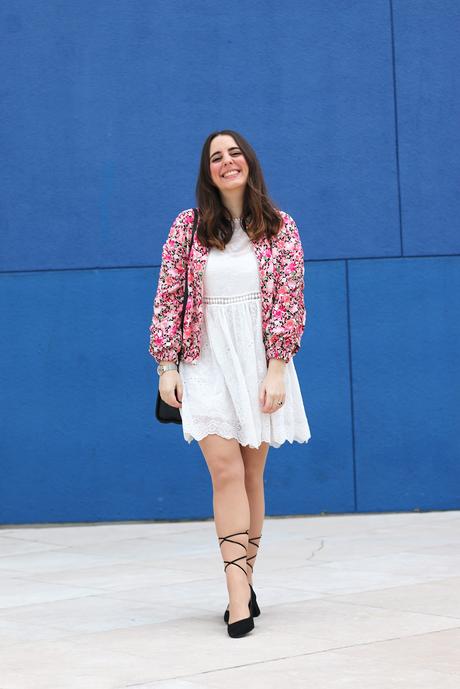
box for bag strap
[177,208,198,364]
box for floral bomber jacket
[148,208,307,366]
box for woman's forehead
[210,135,238,154]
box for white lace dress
[178,219,311,449]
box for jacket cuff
[265,346,293,364]
[149,346,179,366]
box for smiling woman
[209,137,248,202]
[149,129,311,638]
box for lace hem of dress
[182,415,311,450]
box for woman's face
[209,135,249,194]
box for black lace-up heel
[223,533,261,623]
[218,530,254,638]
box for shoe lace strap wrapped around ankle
[246,534,262,571]
[218,530,249,575]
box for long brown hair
[195,130,283,250]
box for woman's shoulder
[277,209,297,228]
[273,209,301,242]
[166,207,198,242]
[172,207,198,225]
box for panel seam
[389,0,404,256]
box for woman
[149,130,311,638]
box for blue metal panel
[1,0,399,271]
[0,261,349,523]
[393,1,460,255]
[349,257,460,511]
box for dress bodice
[203,219,261,297]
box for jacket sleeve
[264,213,306,364]
[148,209,191,365]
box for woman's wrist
[267,358,287,374]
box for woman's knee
[199,436,245,489]
[212,460,245,490]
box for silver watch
[157,363,178,376]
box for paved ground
[0,510,459,688]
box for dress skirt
[179,290,311,449]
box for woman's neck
[220,190,244,220]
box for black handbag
[155,207,199,424]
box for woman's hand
[259,369,286,414]
[159,370,183,409]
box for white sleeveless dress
[178,219,311,449]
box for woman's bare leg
[198,434,251,624]
[240,441,270,586]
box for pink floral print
[149,208,306,365]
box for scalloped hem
[182,430,311,450]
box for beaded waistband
[203,291,262,305]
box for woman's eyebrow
[210,146,240,158]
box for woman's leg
[198,434,251,624]
[240,441,270,586]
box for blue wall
[1,1,459,524]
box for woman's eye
[212,151,242,162]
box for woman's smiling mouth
[222,169,240,179]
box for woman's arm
[264,213,306,364]
[149,209,191,365]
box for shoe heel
[224,584,261,622]
[249,584,261,617]
[227,594,254,638]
